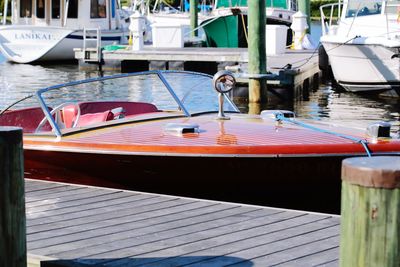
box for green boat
[201,0,296,47]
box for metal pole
[298,0,311,33]
[248,0,267,103]
[190,0,198,37]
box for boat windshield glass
[345,0,382,17]
[35,71,238,135]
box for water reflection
[295,81,400,133]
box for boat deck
[26,179,340,267]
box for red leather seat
[75,110,114,127]
[0,107,52,133]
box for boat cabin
[321,0,400,37]
[3,0,123,30]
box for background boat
[201,0,296,47]
[320,0,400,94]
[0,0,131,63]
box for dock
[26,179,340,267]
[75,47,321,101]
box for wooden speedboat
[1,70,399,213]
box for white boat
[320,0,400,93]
[129,0,211,44]
[199,0,296,48]
[130,0,296,47]
[0,0,131,63]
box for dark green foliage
[310,0,339,18]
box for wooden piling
[0,127,26,267]
[190,0,198,37]
[340,156,400,267]
[248,0,267,103]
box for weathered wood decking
[25,179,340,267]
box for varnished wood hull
[24,148,362,214]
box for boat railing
[320,1,342,35]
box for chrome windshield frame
[34,70,240,138]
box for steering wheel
[35,102,81,133]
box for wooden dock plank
[26,187,104,206]
[182,226,339,267]
[26,194,163,227]
[26,190,139,213]
[25,182,69,193]
[24,179,340,267]
[34,207,269,258]
[272,247,339,267]
[128,216,338,267]
[27,198,214,235]
[70,211,311,266]
[27,197,190,244]
[246,235,339,266]
[29,201,222,256]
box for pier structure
[25,179,339,267]
[75,47,321,102]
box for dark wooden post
[190,0,198,37]
[0,127,26,267]
[248,0,267,103]
[340,156,400,267]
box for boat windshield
[34,70,239,136]
[345,0,382,17]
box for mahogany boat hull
[24,148,373,214]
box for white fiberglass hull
[0,25,128,63]
[321,37,400,92]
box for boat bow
[0,26,75,63]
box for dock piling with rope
[75,47,321,102]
